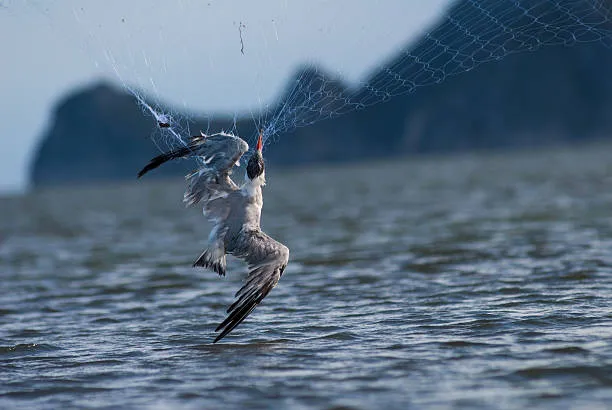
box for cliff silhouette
[30,0,612,187]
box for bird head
[246,132,265,184]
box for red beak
[256,131,263,152]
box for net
[23,0,612,156]
[265,0,612,142]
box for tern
[138,132,289,343]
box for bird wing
[137,132,248,178]
[214,230,290,343]
[138,133,249,267]
[138,132,248,206]
[182,133,248,209]
[138,133,249,216]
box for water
[1,144,611,409]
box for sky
[0,0,452,193]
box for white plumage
[138,132,289,343]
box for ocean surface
[1,144,611,409]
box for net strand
[37,1,612,157]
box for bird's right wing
[214,231,290,343]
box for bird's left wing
[214,231,290,343]
[137,132,248,178]
[137,132,248,207]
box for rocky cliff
[30,0,612,187]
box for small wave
[11,328,46,337]
[560,270,595,281]
[0,343,59,355]
[544,346,590,355]
[3,386,109,398]
[439,340,495,348]
[189,338,291,352]
[513,365,612,385]
[325,406,363,410]
[90,317,121,324]
[315,331,360,341]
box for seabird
[138,132,289,343]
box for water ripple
[1,148,612,409]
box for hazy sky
[0,0,451,192]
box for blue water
[1,145,611,409]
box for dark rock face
[30,83,188,186]
[350,0,612,155]
[30,68,358,187]
[352,42,612,156]
[30,0,612,187]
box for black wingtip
[138,151,176,178]
[137,145,194,179]
[137,156,164,179]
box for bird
[138,131,289,343]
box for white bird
[138,132,289,343]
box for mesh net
[264,0,612,141]
[24,0,612,155]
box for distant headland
[30,0,612,187]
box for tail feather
[193,246,227,276]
